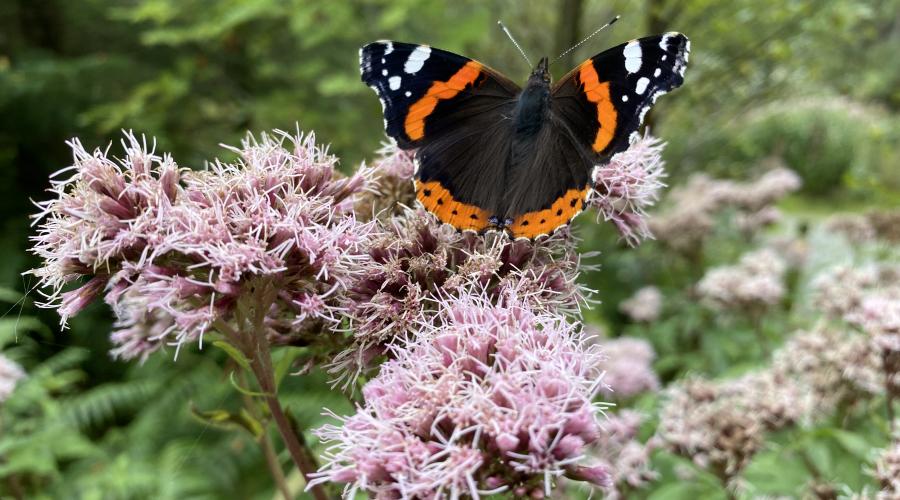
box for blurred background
[1,0,898,498]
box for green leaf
[0,316,51,348]
[189,402,265,438]
[273,347,306,389]
[827,428,875,460]
[647,481,726,500]
[211,340,251,370]
[228,370,270,398]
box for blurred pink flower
[0,354,25,403]
[311,292,611,498]
[588,410,658,497]
[649,165,801,252]
[872,437,900,499]
[597,337,660,398]
[697,248,786,312]
[657,377,764,481]
[772,327,882,411]
[589,132,667,245]
[619,286,663,322]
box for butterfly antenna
[497,20,533,67]
[552,15,620,65]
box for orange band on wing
[405,61,483,141]
[507,187,589,239]
[578,62,617,153]
[416,180,491,232]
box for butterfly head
[529,56,551,85]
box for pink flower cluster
[597,337,660,399]
[27,128,676,498]
[619,286,663,323]
[588,410,658,498]
[588,133,667,245]
[813,264,900,352]
[697,248,786,312]
[334,210,593,383]
[649,165,801,252]
[311,292,611,498]
[29,130,375,360]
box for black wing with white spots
[360,41,519,148]
[551,32,690,161]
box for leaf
[0,287,25,303]
[228,370,270,397]
[211,340,251,370]
[189,402,265,438]
[273,347,306,389]
[647,481,726,500]
[0,316,51,348]
[826,428,875,460]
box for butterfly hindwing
[551,32,690,161]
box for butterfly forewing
[551,32,690,161]
[360,42,519,148]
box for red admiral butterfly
[361,31,689,239]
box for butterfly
[360,32,689,239]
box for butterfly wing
[551,32,690,161]
[360,41,520,231]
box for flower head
[649,166,801,252]
[697,248,786,312]
[587,410,658,498]
[597,337,660,399]
[29,129,376,359]
[589,133,667,245]
[335,209,593,383]
[657,377,764,480]
[312,292,610,498]
[619,286,663,322]
[771,327,882,412]
[872,437,900,499]
[355,141,417,220]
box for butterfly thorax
[511,57,551,138]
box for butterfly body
[360,33,689,239]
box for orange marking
[578,61,617,153]
[507,187,589,239]
[405,61,483,141]
[416,180,491,232]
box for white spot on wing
[659,34,670,51]
[623,40,642,73]
[635,77,650,95]
[622,95,628,102]
[384,42,394,55]
[404,46,431,74]
[405,91,412,97]
[382,69,388,76]
[388,76,401,90]
[654,68,661,77]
